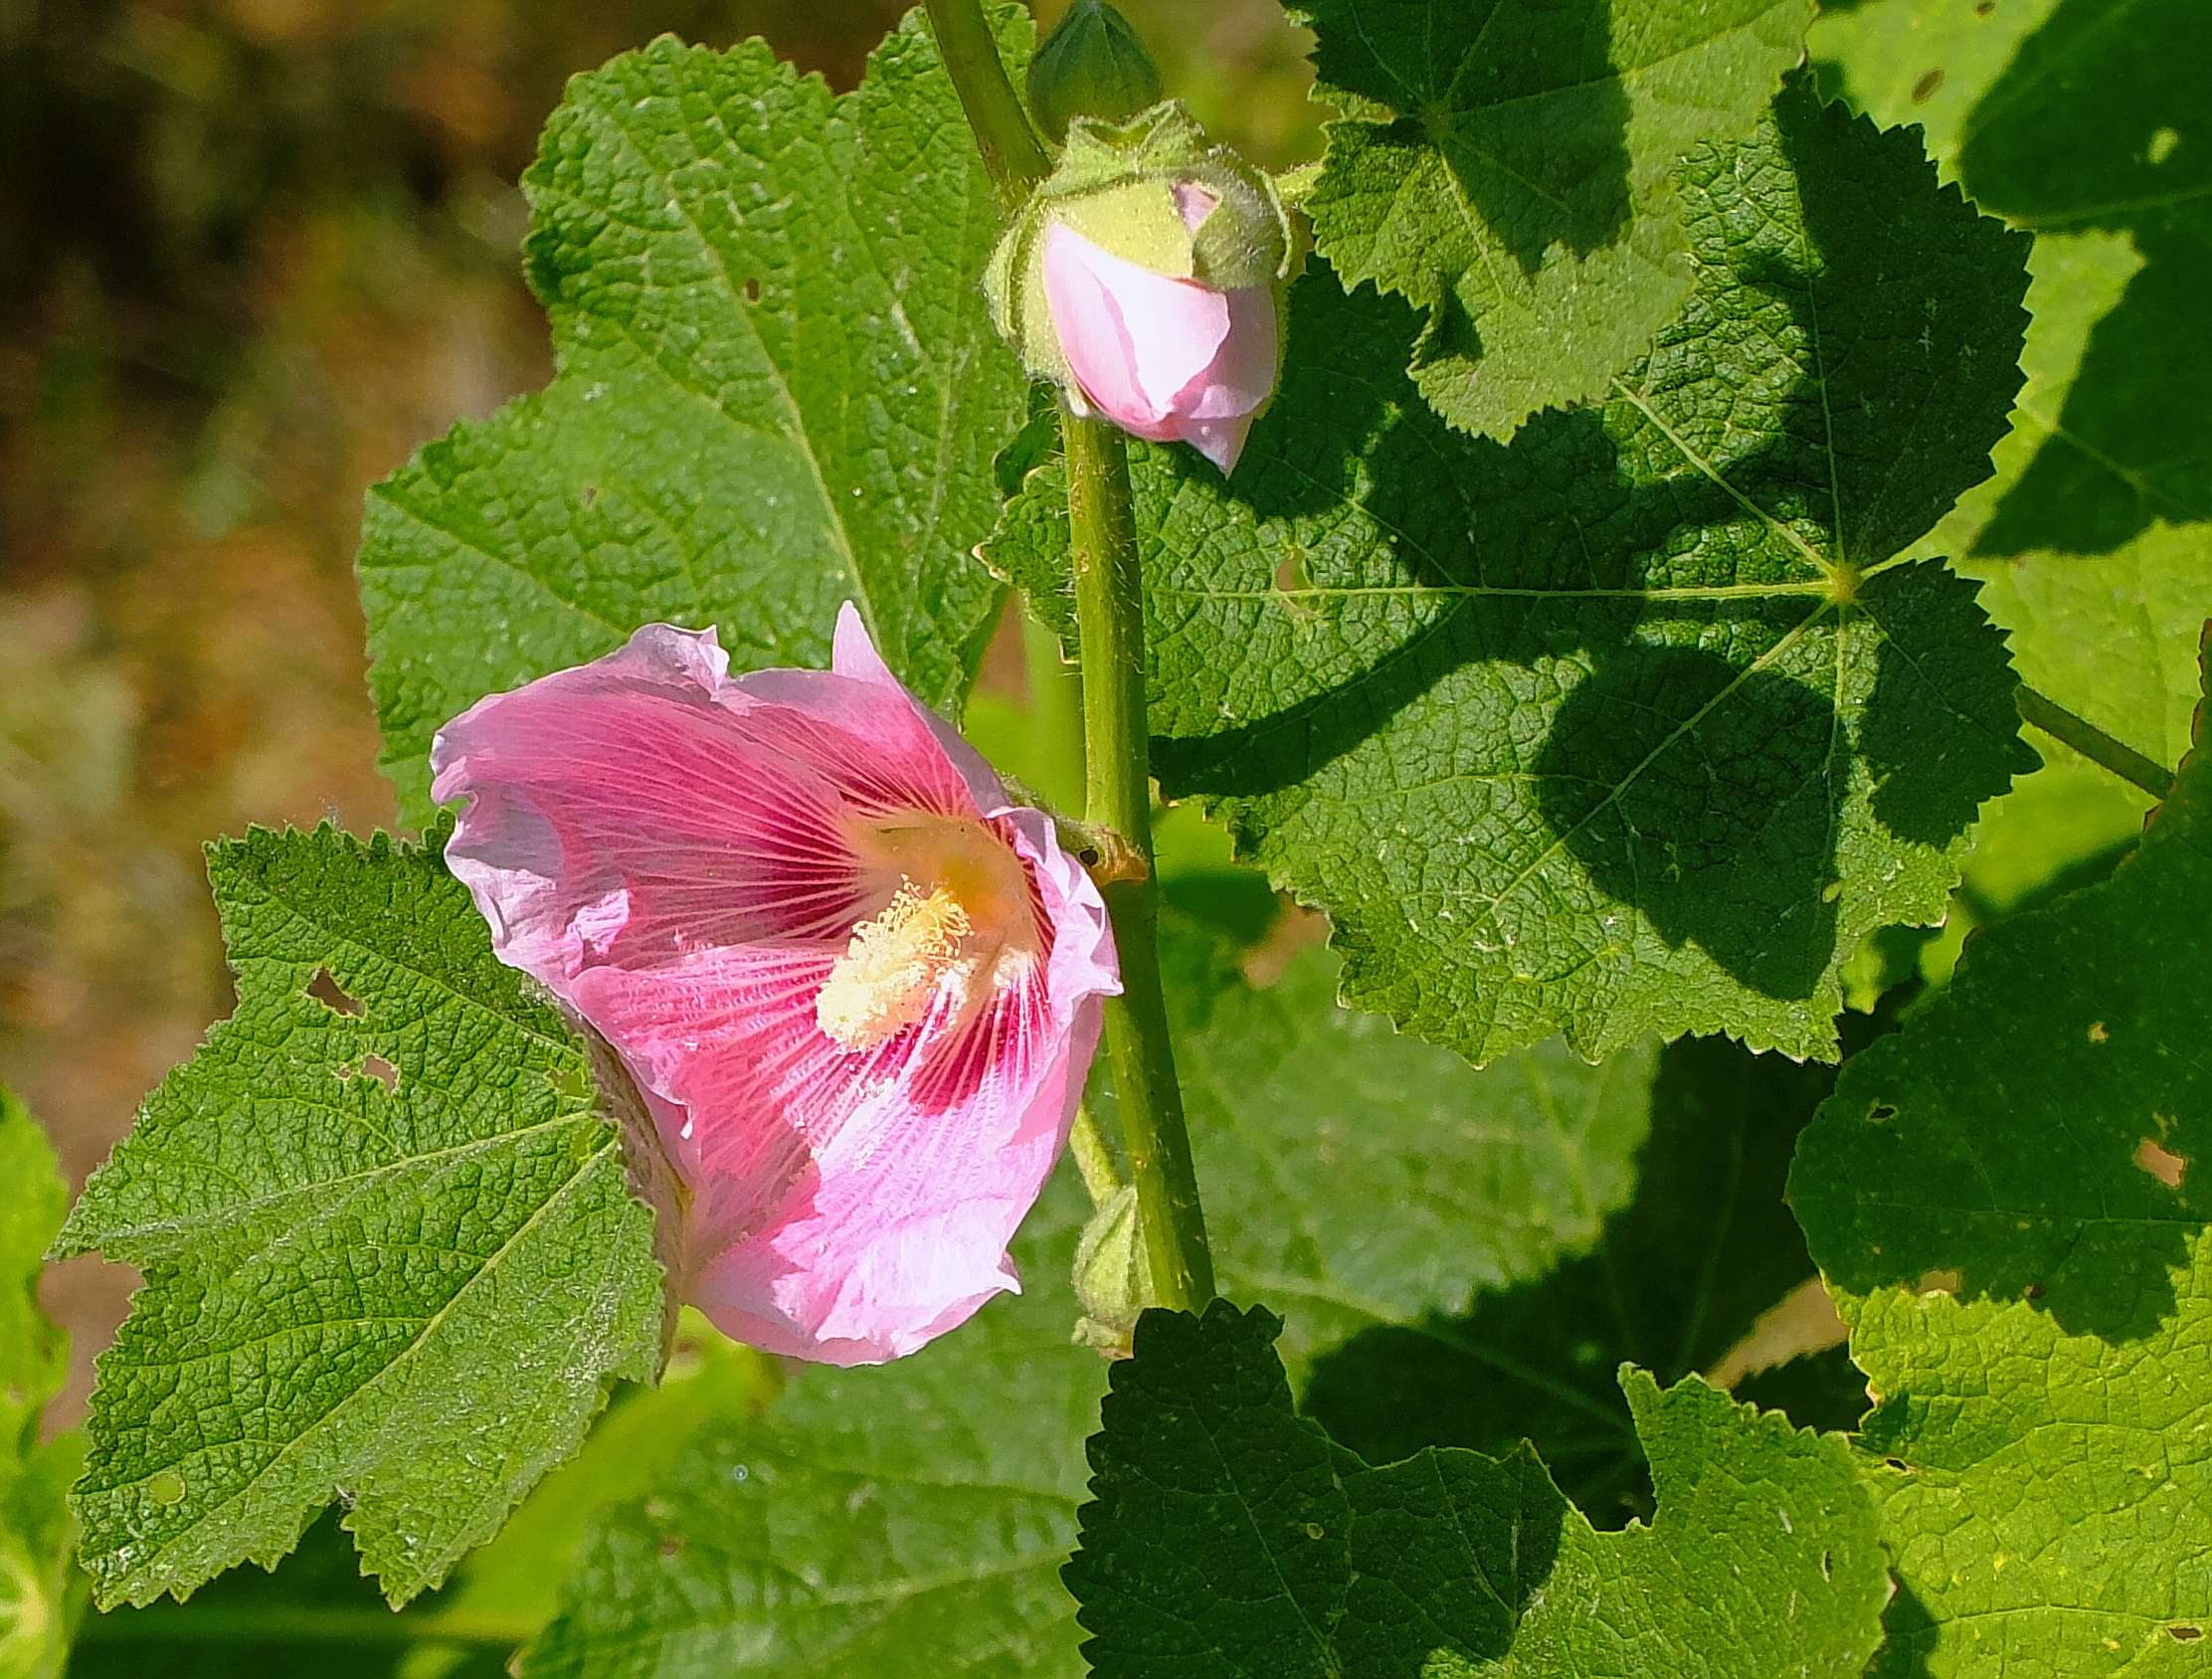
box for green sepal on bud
[1070,1184,1154,1357]
[1025,0,1164,144]
[984,100,1295,396]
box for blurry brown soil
[0,0,1315,1429]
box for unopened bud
[1025,0,1164,143]
[985,101,1294,475]
[1071,1185,1154,1357]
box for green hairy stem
[1063,415,1217,1309]
[922,0,1051,206]
[927,0,1216,1310]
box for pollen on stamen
[817,883,973,1051]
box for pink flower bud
[1042,217,1279,475]
[984,103,1292,476]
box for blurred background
[0,0,1321,1433]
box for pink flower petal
[430,612,1120,1364]
[1044,221,1231,430]
[1173,180,1219,233]
[1179,414,1258,476]
[433,632,873,984]
[1041,219,1278,475]
[575,942,1098,1363]
[1182,283,1278,421]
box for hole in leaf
[2023,1281,2046,1300]
[1883,1457,1914,1473]
[1917,1268,1962,1297]
[358,1054,399,1093]
[742,277,762,303]
[307,968,363,1016]
[2170,1626,2204,1642]
[2135,1136,2186,1189]
[1868,1104,1897,1123]
[1912,67,1945,103]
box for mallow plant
[9,1,2211,1675]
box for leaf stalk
[2016,683,2175,802]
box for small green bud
[1025,0,1164,144]
[1070,1185,1154,1357]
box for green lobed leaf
[1791,639,2212,1672]
[1064,1301,1889,1678]
[358,7,1032,825]
[1816,0,2212,967]
[1817,0,2210,557]
[1099,918,1656,1369]
[1287,0,1815,440]
[0,1088,80,1679]
[1305,1029,1864,1521]
[990,78,2038,1063]
[520,1170,1108,1679]
[52,826,662,1608]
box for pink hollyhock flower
[1041,183,1280,475]
[429,607,1119,1365]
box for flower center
[817,883,975,1051]
[816,812,1041,1053]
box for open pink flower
[1042,186,1280,475]
[429,608,1119,1365]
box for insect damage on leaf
[53,825,662,1608]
